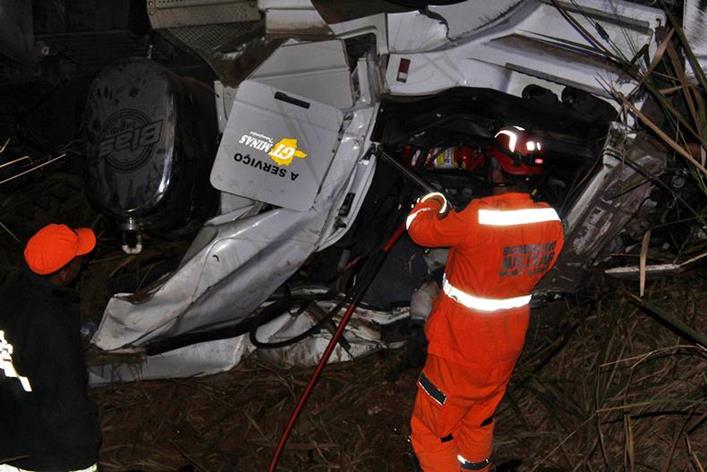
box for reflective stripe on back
[478,207,559,226]
[442,275,531,312]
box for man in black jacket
[0,224,101,471]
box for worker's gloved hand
[416,192,449,217]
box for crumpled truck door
[90,40,380,383]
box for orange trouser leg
[410,414,460,472]
[455,386,506,471]
[411,355,512,471]
[410,354,468,471]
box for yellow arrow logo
[268,137,308,166]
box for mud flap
[210,80,344,211]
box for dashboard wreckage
[75,0,703,382]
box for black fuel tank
[85,58,217,235]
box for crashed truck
[85,0,694,383]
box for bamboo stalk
[0,153,67,186]
[629,294,707,348]
[617,95,707,179]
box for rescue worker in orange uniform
[406,126,565,471]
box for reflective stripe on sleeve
[442,275,530,312]
[458,455,491,470]
[478,207,559,226]
[419,191,448,214]
[71,465,98,472]
[0,464,97,472]
[405,208,434,230]
[406,192,448,230]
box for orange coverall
[406,192,564,471]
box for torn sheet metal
[428,0,522,40]
[248,39,354,109]
[90,304,409,384]
[328,14,389,56]
[315,58,380,248]
[215,81,238,133]
[683,0,707,81]
[386,11,448,54]
[214,39,354,128]
[539,123,667,293]
[385,0,664,99]
[91,206,319,350]
[89,336,252,385]
[254,302,409,367]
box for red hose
[267,223,405,471]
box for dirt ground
[94,351,419,471]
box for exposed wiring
[249,298,347,350]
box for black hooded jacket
[0,270,100,470]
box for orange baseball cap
[24,224,96,275]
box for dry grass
[94,350,419,471]
[495,276,707,471]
